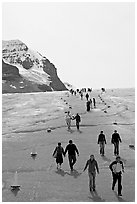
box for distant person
[101,88,106,93]
[80,92,83,100]
[89,99,92,109]
[97,131,107,156]
[93,98,96,108]
[65,111,72,131]
[70,89,74,95]
[85,93,89,101]
[83,155,99,192]
[53,142,65,169]
[109,156,124,196]
[73,113,81,130]
[86,100,91,111]
[111,130,122,155]
[64,140,79,171]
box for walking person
[86,100,91,112]
[73,113,81,131]
[80,92,83,100]
[89,98,92,109]
[85,93,89,101]
[65,111,72,131]
[97,130,107,156]
[64,140,79,171]
[52,142,65,169]
[109,156,124,196]
[111,130,122,155]
[93,98,96,108]
[83,155,99,192]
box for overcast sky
[2,2,135,89]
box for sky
[2,1,135,89]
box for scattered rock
[47,128,51,133]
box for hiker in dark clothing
[111,130,122,155]
[93,98,96,108]
[64,140,79,171]
[73,113,81,130]
[109,156,124,196]
[53,142,65,169]
[86,100,91,111]
[97,130,107,156]
[83,155,99,192]
[85,93,89,101]
[89,99,92,109]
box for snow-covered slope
[2,40,67,93]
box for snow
[10,84,17,89]
[2,89,135,201]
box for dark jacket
[84,159,99,173]
[98,133,107,144]
[74,114,81,123]
[111,133,122,144]
[86,93,89,98]
[64,144,79,156]
[109,160,124,173]
[53,146,65,157]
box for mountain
[2,40,67,93]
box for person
[97,131,107,156]
[64,140,79,171]
[73,113,81,130]
[65,111,72,131]
[86,100,91,112]
[89,99,92,109]
[80,92,83,100]
[85,93,89,101]
[83,155,99,192]
[109,156,124,196]
[93,98,96,108]
[52,142,65,169]
[111,130,122,155]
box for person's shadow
[68,129,75,134]
[114,191,126,202]
[78,130,83,133]
[66,169,82,179]
[88,190,105,202]
[55,169,67,177]
[101,155,111,162]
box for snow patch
[10,85,16,89]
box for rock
[47,128,51,133]
[129,145,135,149]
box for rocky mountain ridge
[2,40,67,93]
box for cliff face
[2,40,67,93]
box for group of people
[52,92,125,197]
[98,130,122,156]
[52,129,124,196]
[65,111,81,131]
[69,88,97,111]
[65,111,122,156]
[53,140,79,171]
[86,97,96,111]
